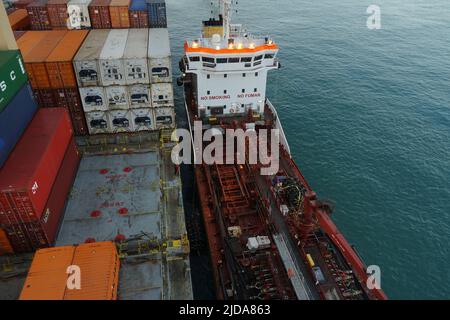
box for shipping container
[65,242,119,300]
[0,108,73,226]
[124,28,149,85]
[73,29,110,87]
[13,31,27,40]
[0,83,38,168]
[47,0,69,29]
[128,84,151,108]
[67,0,92,29]
[99,29,128,86]
[128,0,148,28]
[19,242,119,300]
[106,85,129,109]
[21,30,67,89]
[147,28,172,83]
[8,9,31,30]
[150,82,173,107]
[46,30,90,89]
[35,88,56,106]
[0,50,28,113]
[0,137,78,253]
[68,111,89,136]
[19,246,76,299]
[16,31,47,58]
[14,0,35,9]
[79,86,107,111]
[26,0,51,30]
[109,0,130,28]
[108,109,132,133]
[146,0,166,28]
[153,106,174,129]
[53,87,84,114]
[130,107,154,131]
[88,0,112,29]
[85,110,109,134]
[0,228,14,255]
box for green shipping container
[0,50,28,113]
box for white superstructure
[181,0,280,119]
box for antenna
[221,0,232,40]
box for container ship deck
[0,133,193,300]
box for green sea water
[168,0,450,299]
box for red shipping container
[47,0,69,29]
[129,10,148,28]
[26,0,51,30]
[53,88,83,114]
[2,138,80,253]
[89,0,112,29]
[69,112,89,136]
[36,88,57,107]
[0,108,73,226]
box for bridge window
[202,56,215,63]
[228,57,240,63]
[207,74,210,79]
[241,57,252,62]
[255,55,263,61]
[190,56,200,62]
[264,53,275,59]
[217,58,227,63]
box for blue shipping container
[0,82,38,168]
[147,0,167,28]
[130,0,147,10]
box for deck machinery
[178,0,387,300]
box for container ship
[0,0,193,299]
[178,0,387,300]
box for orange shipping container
[47,0,70,29]
[109,0,130,28]
[16,31,48,57]
[19,246,76,300]
[21,31,67,89]
[46,30,90,89]
[8,9,31,30]
[0,228,14,256]
[19,242,119,300]
[65,242,120,300]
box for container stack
[128,0,148,28]
[88,0,112,29]
[44,30,90,135]
[7,8,31,30]
[146,0,166,28]
[19,242,119,300]
[10,0,168,30]
[67,0,92,29]
[26,0,51,30]
[0,108,80,253]
[16,30,90,135]
[74,28,174,134]
[148,27,174,129]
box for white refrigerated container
[148,28,172,83]
[85,111,110,134]
[79,86,108,112]
[124,29,149,85]
[99,29,129,86]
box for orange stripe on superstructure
[184,41,278,54]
